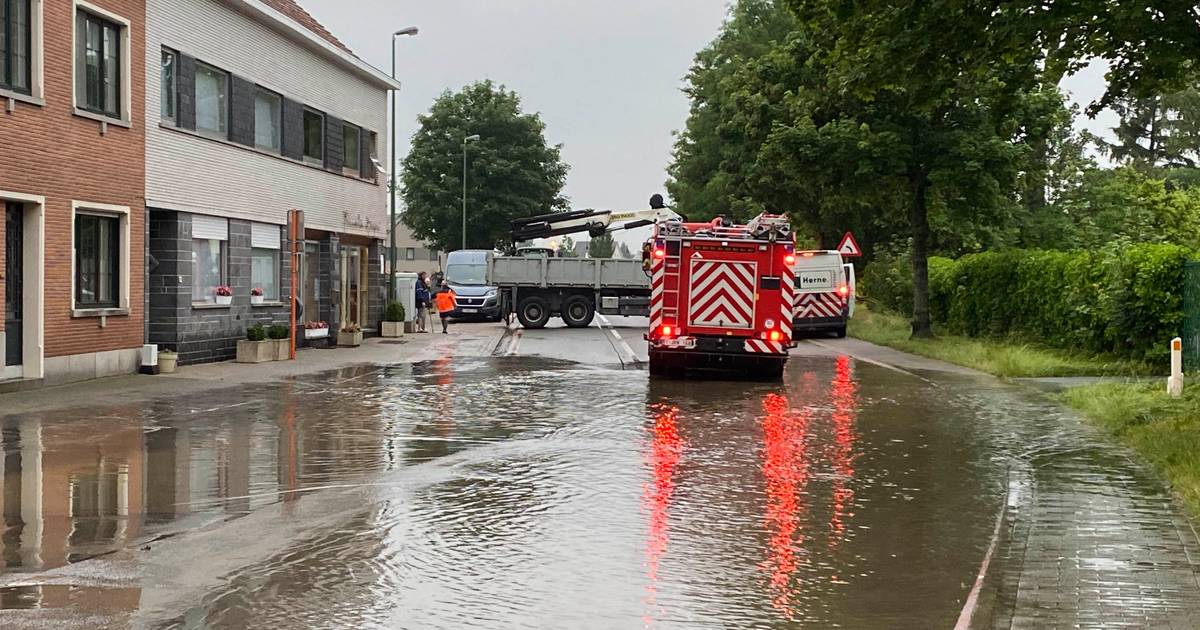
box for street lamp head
[394,26,419,37]
[464,134,481,143]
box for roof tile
[259,0,353,55]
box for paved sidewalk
[0,323,508,415]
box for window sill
[159,122,378,185]
[252,301,284,308]
[74,108,133,129]
[72,307,129,318]
[192,303,232,310]
[1,89,44,108]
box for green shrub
[860,249,914,314]
[385,301,405,322]
[268,324,290,340]
[246,324,267,342]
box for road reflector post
[1168,337,1185,398]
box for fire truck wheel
[517,296,551,329]
[561,295,595,328]
[834,325,847,339]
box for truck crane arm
[511,195,681,241]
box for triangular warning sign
[837,232,862,257]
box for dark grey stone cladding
[319,235,339,326]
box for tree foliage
[1095,88,1200,171]
[401,81,569,252]
[587,232,616,258]
[617,242,634,259]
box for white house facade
[143,0,397,364]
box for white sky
[300,1,1118,248]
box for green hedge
[860,244,1192,362]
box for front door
[5,202,23,370]
[339,246,367,327]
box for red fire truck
[645,213,795,379]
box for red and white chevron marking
[744,339,788,354]
[687,260,757,329]
[794,292,845,319]
[780,264,795,337]
[649,254,666,331]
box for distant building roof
[260,0,353,55]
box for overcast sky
[301,0,1117,230]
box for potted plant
[215,285,233,306]
[304,321,329,339]
[237,324,273,363]
[251,287,265,305]
[268,324,290,360]
[338,322,363,347]
[382,301,405,338]
[158,348,179,374]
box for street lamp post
[387,26,419,302]
[462,134,480,250]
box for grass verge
[1061,383,1200,516]
[846,306,1148,378]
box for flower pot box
[215,295,233,306]
[304,328,329,340]
[251,295,264,305]
[273,339,290,361]
[338,331,363,347]
[381,321,404,338]
[236,339,273,363]
[404,321,418,334]
[159,352,178,374]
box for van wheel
[561,295,595,328]
[517,296,551,329]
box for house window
[75,8,122,118]
[160,48,175,123]
[343,123,360,176]
[303,108,323,165]
[191,215,228,303]
[74,213,119,308]
[405,247,415,261]
[428,249,439,262]
[254,87,281,152]
[250,222,280,300]
[0,0,31,94]
[195,61,227,136]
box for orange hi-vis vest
[435,290,457,313]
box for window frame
[70,201,130,316]
[191,238,228,304]
[253,86,282,152]
[0,0,32,95]
[405,247,416,261]
[251,247,280,301]
[73,213,119,309]
[73,3,126,122]
[159,47,176,124]
[193,60,229,137]
[342,122,361,177]
[302,107,324,165]
[428,249,439,262]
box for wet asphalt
[0,320,1198,629]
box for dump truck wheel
[561,295,595,328]
[516,296,551,329]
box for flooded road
[1,330,1199,628]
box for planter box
[272,339,290,361]
[381,321,404,338]
[215,295,233,306]
[251,295,264,305]
[236,340,273,363]
[304,328,329,340]
[338,331,363,347]
[159,353,178,374]
[404,321,418,334]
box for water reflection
[642,403,682,625]
[760,390,810,620]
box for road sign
[837,232,862,257]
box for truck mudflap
[648,336,787,379]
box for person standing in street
[415,272,432,333]
[434,280,457,334]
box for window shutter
[281,97,304,160]
[191,214,228,241]
[251,223,281,249]
[177,54,196,130]
[361,131,376,180]
[229,75,255,146]
[324,115,343,172]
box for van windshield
[446,264,487,286]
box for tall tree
[558,236,579,258]
[587,232,616,258]
[617,242,634,259]
[1097,88,1200,171]
[401,81,569,252]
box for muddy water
[1,354,1180,628]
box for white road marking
[596,314,640,366]
[505,329,522,356]
[954,471,1018,630]
[804,339,935,384]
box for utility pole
[387,26,419,301]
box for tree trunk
[909,173,934,339]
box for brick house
[0,0,147,386]
[144,0,396,364]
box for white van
[791,250,856,338]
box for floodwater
[1,354,1197,628]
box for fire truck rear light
[653,249,666,259]
[769,330,783,342]
[784,254,796,265]
[661,325,674,337]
